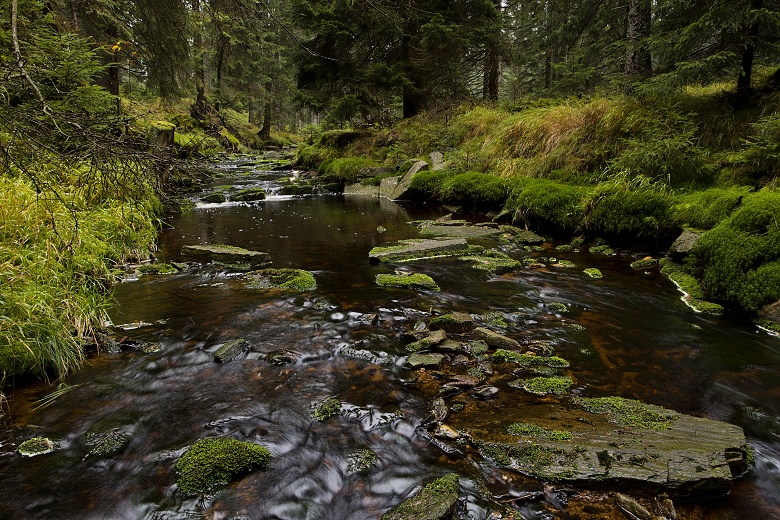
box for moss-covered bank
[295,85,780,321]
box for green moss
[506,179,586,232]
[574,396,677,430]
[84,428,129,458]
[583,268,603,279]
[473,440,576,480]
[429,313,473,333]
[347,448,377,473]
[375,273,440,291]
[320,157,378,185]
[312,396,342,421]
[754,319,780,335]
[630,257,658,269]
[150,120,176,131]
[659,259,724,315]
[245,269,316,291]
[382,473,460,520]
[232,187,267,202]
[18,437,55,457]
[507,423,574,442]
[174,438,271,495]
[479,311,508,328]
[546,302,569,313]
[516,376,574,395]
[672,187,750,230]
[589,245,615,255]
[438,172,511,210]
[493,349,570,368]
[201,192,227,203]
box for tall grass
[0,176,158,380]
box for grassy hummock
[375,273,440,291]
[174,438,271,495]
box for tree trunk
[192,0,207,118]
[259,100,272,139]
[482,0,501,101]
[625,0,652,79]
[736,0,763,101]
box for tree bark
[625,0,652,79]
[736,0,763,101]
[192,0,207,118]
[482,0,501,101]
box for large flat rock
[369,238,471,263]
[419,224,502,239]
[181,244,271,268]
[461,397,748,498]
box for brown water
[1,164,780,519]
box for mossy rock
[181,244,271,269]
[583,268,603,279]
[507,423,573,441]
[369,238,471,263]
[659,259,724,315]
[546,302,569,313]
[312,396,342,421]
[136,262,178,275]
[459,250,521,274]
[429,312,474,334]
[347,448,377,474]
[200,192,227,204]
[174,438,271,496]
[231,187,267,202]
[84,428,129,459]
[382,473,460,520]
[493,349,570,368]
[471,327,520,350]
[513,376,574,395]
[589,245,615,255]
[376,273,440,291]
[245,268,316,291]
[404,353,445,369]
[630,257,658,270]
[573,396,677,430]
[18,437,55,457]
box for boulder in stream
[213,338,249,363]
[376,273,440,291]
[244,268,317,291]
[389,160,429,200]
[368,238,472,263]
[382,473,460,520]
[181,244,271,269]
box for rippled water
[1,164,779,519]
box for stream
[1,162,780,519]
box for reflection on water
[1,167,779,519]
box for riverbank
[293,84,780,332]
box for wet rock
[379,176,400,198]
[311,396,342,421]
[213,338,249,363]
[419,223,502,239]
[434,424,460,440]
[231,187,267,202]
[376,273,440,291]
[381,473,460,520]
[369,238,471,263]
[429,312,474,334]
[84,428,129,459]
[466,396,749,498]
[615,493,652,520]
[244,268,316,291]
[347,448,377,474]
[200,192,226,203]
[471,327,520,350]
[344,183,380,196]
[181,244,271,269]
[653,493,678,520]
[472,386,499,399]
[459,250,522,274]
[389,160,429,200]
[405,353,445,369]
[406,329,447,352]
[18,437,55,457]
[434,339,465,354]
[668,229,702,259]
[499,226,545,244]
[429,397,449,424]
[757,299,780,334]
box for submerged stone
[245,268,316,291]
[405,353,445,369]
[376,273,440,291]
[382,473,460,520]
[368,238,471,263]
[181,244,271,269]
[213,338,249,363]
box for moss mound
[574,396,677,430]
[245,268,317,291]
[382,473,460,520]
[375,273,440,291]
[174,438,271,495]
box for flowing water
[1,163,780,519]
